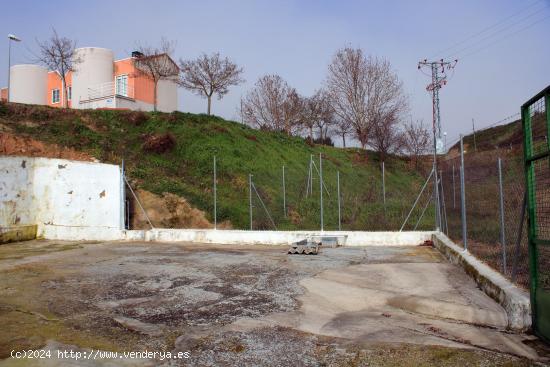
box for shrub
[142,133,176,153]
[125,111,148,126]
[313,136,334,146]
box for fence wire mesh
[440,149,529,288]
[527,95,550,293]
[242,156,433,233]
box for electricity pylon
[418,59,458,231]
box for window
[51,89,60,104]
[116,75,128,97]
[67,86,72,101]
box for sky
[1,0,549,149]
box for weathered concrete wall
[432,232,531,331]
[0,156,123,232]
[40,226,434,247]
[0,225,37,244]
[147,229,433,246]
[0,157,34,226]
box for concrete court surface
[0,240,548,366]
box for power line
[442,112,521,151]
[431,0,544,58]
[457,14,550,60]
[443,9,550,59]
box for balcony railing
[85,81,134,101]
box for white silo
[71,47,114,109]
[9,64,48,105]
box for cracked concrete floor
[0,240,548,366]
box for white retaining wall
[0,156,123,231]
[2,155,432,247]
[40,226,434,246]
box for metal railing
[86,81,134,101]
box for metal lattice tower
[418,59,457,146]
[418,59,458,230]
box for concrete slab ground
[0,240,548,366]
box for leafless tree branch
[36,28,81,108]
[326,48,408,159]
[179,53,244,115]
[241,74,303,136]
[133,38,179,112]
[400,119,431,169]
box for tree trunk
[361,141,369,165]
[342,133,346,148]
[309,127,313,142]
[61,76,68,108]
[207,95,212,115]
[153,81,158,112]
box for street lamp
[7,34,21,102]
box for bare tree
[241,75,303,135]
[37,29,81,108]
[326,48,369,149]
[301,89,333,142]
[301,96,318,142]
[370,109,403,162]
[326,48,407,159]
[401,119,431,169]
[368,57,408,162]
[179,53,244,115]
[133,38,179,112]
[332,117,353,147]
[313,90,335,143]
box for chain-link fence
[125,152,436,233]
[439,148,529,288]
[243,156,434,232]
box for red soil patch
[0,132,95,162]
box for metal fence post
[249,174,253,230]
[319,153,324,231]
[382,161,386,212]
[120,160,125,230]
[512,191,527,283]
[282,165,286,217]
[213,156,217,230]
[337,171,341,231]
[452,164,456,209]
[498,157,507,274]
[439,170,448,235]
[460,135,468,250]
[309,154,313,196]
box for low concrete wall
[432,232,531,331]
[39,225,129,242]
[0,225,37,244]
[147,229,433,246]
[39,225,433,247]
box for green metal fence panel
[522,85,550,342]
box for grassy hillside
[449,118,523,153]
[0,102,433,231]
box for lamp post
[7,34,21,102]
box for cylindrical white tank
[9,64,48,105]
[71,47,114,108]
